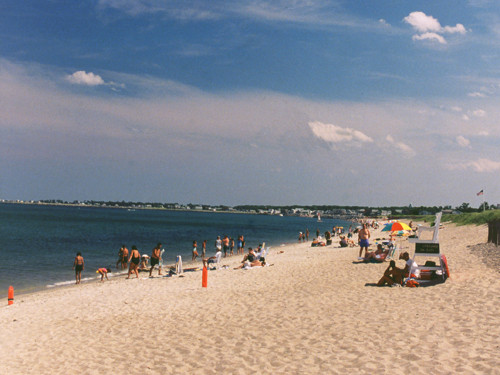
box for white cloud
[404,12,441,33]
[385,135,416,158]
[403,11,467,45]
[413,32,447,44]
[442,24,467,34]
[456,135,471,148]
[468,92,487,98]
[66,71,105,86]
[478,130,489,136]
[308,121,373,145]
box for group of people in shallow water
[72,234,248,284]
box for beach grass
[442,210,500,226]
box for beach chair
[408,212,448,281]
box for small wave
[46,276,96,288]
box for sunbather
[235,247,263,268]
[364,244,389,262]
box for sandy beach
[1,221,499,374]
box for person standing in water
[73,252,84,284]
[127,246,141,279]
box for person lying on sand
[235,247,264,268]
[364,244,389,262]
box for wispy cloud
[455,158,500,172]
[386,135,416,158]
[97,0,388,31]
[403,11,467,45]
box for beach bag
[406,279,419,288]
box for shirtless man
[121,245,129,269]
[149,243,162,277]
[358,223,371,258]
[73,252,84,284]
[377,252,418,286]
[222,235,230,257]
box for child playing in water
[97,267,111,282]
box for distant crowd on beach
[72,234,269,284]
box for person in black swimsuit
[127,246,141,279]
[73,252,84,284]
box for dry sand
[1,222,499,374]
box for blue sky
[1,0,499,207]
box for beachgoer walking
[358,223,371,258]
[316,228,320,238]
[97,267,111,282]
[230,237,234,256]
[127,245,141,279]
[149,243,162,277]
[306,229,309,241]
[192,240,199,261]
[73,252,84,284]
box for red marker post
[8,286,14,305]
[202,266,208,288]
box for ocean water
[0,204,353,294]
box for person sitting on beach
[325,231,332,246]
[377,252,419,286]
[149,243,162,277]
[127,246,141,279]
[339,236,348,247]
[235,247,264,269]
[311,238,325,247]
[73,252,84,284]
[139,255,149,270]
[97,267,111,282]
[364,244,389,262]
[203,248,222,269]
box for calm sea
[0,204,353,294]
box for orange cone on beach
[202,266,208,288]
[8,286,14,305]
